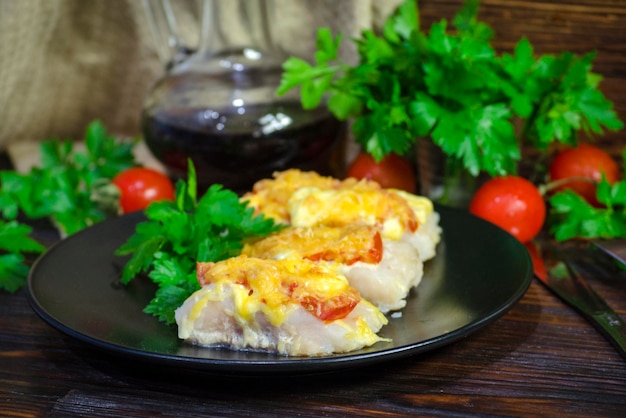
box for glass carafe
[141,0,346,193]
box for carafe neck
[172,0,284,75]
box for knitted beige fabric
[0,0,402,151]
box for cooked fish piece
[175,255,389,356]
[339,237,423,313]
[243,225,423,313]
[239,168,440,312]
[391,190,442,262]
[287,185,441,262]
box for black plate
[27,205,532,375]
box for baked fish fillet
[243,224,423,313]
[175,255,389,356]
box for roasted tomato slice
[297,290,361,322]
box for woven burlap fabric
[0,0,402,152]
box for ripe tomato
[113,167,175,213]
[469,176,546,243]
[346,152,416,193]
[548,144,619,206]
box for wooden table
[2,1,626,416]
[2,258,626,417]
[1,171,625,417]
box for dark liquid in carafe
[142,102,345,194]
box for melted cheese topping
[242,224,383,265]
[241,170,434,241]
[195,255,360,326]
[287,187,419,240]
[241,169,340,223]
[389,189,434,225]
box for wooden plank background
[417,0,626,156]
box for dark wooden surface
[1,167,626,417]
[3,1,626,417]
[2,252,626,417]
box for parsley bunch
[0,220,46,292]
[0,120,136,292]
[278,0,622,178]
[116,162,281,324]
[0,121,136,236]
[500,40,623,149]
[550,149,626,241]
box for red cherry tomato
[346,152,416,193]
[113,167,175,213]
[469,176,546,243]
[548,144,619,206]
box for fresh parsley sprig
[0,220,46,292]
[278,0,622,178]
[549,149,626,241]
[0,120,137,291]
[0,120,136,236]
[115,162,282,324]
[278,0,519,175]
[499,41,623,150]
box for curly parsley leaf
[431,103,518,177]
[115,161,282,324]
[0,220,46,292]
[279,0,622,179]
[278,0,520,173]
[141,252,198,324]
[0,120,136,236]
[516,51,623,149]
[0,120,136,291]
[277,0,424,161]
[384,0,420,40]
[549,149,626,242]
[549,147,626,241]
[277,28,344,110]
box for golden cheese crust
[242,224,383,266]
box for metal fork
[590,239,626,269]
[535,246,626,360]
